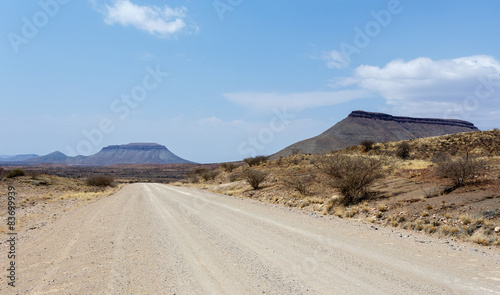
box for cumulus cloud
[224,89,371,112]
[334,55,500,120]
[92,0,195,37]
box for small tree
[243,168,268,190]
[318,154,385,205]
[396,142,411,160]
[435,153,486,187]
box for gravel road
[2,183,499,294]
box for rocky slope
[274,111,480,157]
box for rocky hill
[9,143,194,166]
[273,111,480,157]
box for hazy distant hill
[273,110,480,157]
[10,143,194,166]
[0,154,39,162]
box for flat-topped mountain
[81,143,192,166]
[13,143,194,166]
[273,110,480,157]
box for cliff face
[348,111,477,129]
[273,111,480,157]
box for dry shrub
[434,153,486,187]
[470,233,489,246]
[27,170,41,180]
[6,168,25,178]
[318,154,385,205]
[282,170,315,196]
[86,175,114,187]
[360,140,375,152]
[189,167,219,182]
[396,142,411,160]
[244,156,269,167]
[200,169,219,181]
[243,168,268,189]
[220,162,237,172]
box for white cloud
[225,89,371,112]
[92,0,195,37]
[322,50,350,69]
[335,55,500,122]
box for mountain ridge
[273,110,480,158]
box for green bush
[6,168,25,178]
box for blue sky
[1,0,499,163]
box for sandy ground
[1,183,499,294]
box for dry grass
[0,175,122,234]
[469,233,490,246]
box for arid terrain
[184,130,500,248]
[0,130,499,293]
[0,183,499,294]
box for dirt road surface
[1,183,499,294]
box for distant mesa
[80,143,193,166]
[273,110,480,158]
[3,143,194,166]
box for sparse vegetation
[282,170,315,196]
[179,130,500,247]
[318,154,385,205]
[86,175,114,187]
[6,168,25,178]
[244,156,269,167]
[27,170,41,180]
[220,162,237,172]
[434,153,486,187]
